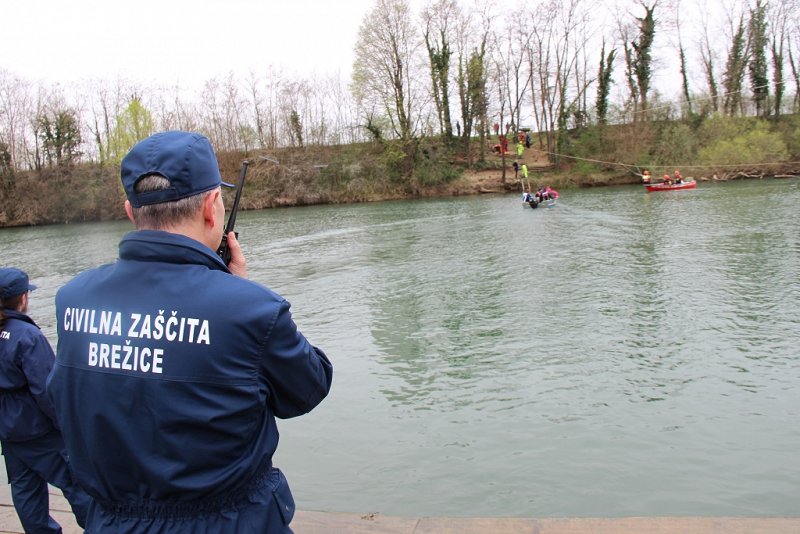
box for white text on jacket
[62,308,211,345]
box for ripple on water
[3,181,799,517]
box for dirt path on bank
[449,143,555,195]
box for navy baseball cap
[121,131,234,207]
[0,268,37,300]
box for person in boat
[641,169,651,184]
[662,173,672,186]
[673,169,683,184]
[534,185,557,202]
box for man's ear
[124,200,136,224]
[202,189,221,228]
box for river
[2,178,799,517]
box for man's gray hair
[130,175,207,229]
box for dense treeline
[2,0,800,226]
[0,140,471,227]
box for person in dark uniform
[0,267,91,533]
[47,131,333,533]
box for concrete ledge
[296,512,800,534]
[1,486,797,533]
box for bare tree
[790,38,800,110]
[220,72,249,152]
[626,1,657,122]
[787,0,800,110]
[0,70,33,170]
[596,41,617,125]
[674,1,693,117]
[528,1,560,152]
[280,79,312,148]
[488,55,511,182]
[619,20,640,122]
[572,42,593,129]
[494,15,532,139]
[768,0,793,117]
[255,67,288,149]
[453,0,492,165]
[722,14,749,115]
[748,0,769,116]
[324,72,361,145]
[697,6,720,114]
[526,0,591,160]
[171,85,202,134]
[422,0,458,140]
[37,106,82,167]
[198,78,224,150]
[307,77,328,146]
[352,0,423,141]
[245,71,268,149]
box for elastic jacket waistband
[96,464,274,519]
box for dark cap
[121,131,233,208]
[0,268,37,300]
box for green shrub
[572,159,602,174]
[412,160,462,186]
[697,119,788,165]
[774,115,800,159]
[696,114,754,146]
[653,122,698,165]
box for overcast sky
[1,0,385,88]
[2,0,732,105]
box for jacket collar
[1,309,36,327]
[119,230,230,273]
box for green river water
[2,178,798,517]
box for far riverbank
[2,140,799,228]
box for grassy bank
[3,115,800,228]
[0,140,513,228]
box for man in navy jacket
[48,131,333,533]
[0,267,91,532]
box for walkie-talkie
[217,160,249,265]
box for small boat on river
[522,187,559,208]
[645,180,697,192]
